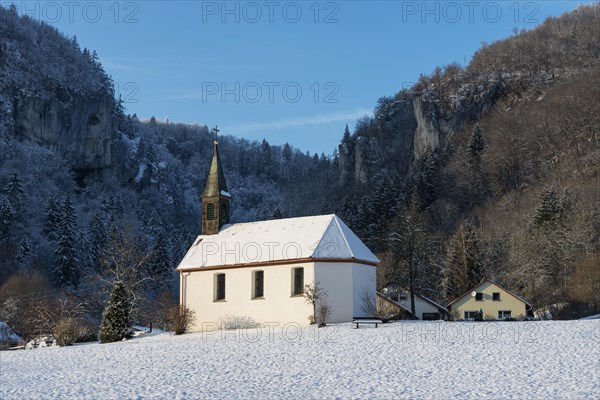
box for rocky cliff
[0,5,120,175]
[338,75,506,187]
[9,93,117,171]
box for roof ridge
[311,214,337,258]
[332,215,354,259]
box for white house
[177,137,379,330]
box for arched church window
[220,203,228,222]
[207,203,215,220]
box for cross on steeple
[201,125,230,235]
[212,125,220,144]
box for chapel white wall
[182,263,315,331]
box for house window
[399,293,408,301]
[215,273,225,301]
[493,292,501,301]
[422,313,440,320]
[207,203,215,220]
[292,267,304,295]
[253,270,264,298]
[498,310,512,319]
[464,311,479,320]
[475,292,483,301]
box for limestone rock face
[412,96,441,159]
[337,79,506,187]
[11,93,117,171]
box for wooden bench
[353,319,382,329]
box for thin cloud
[103,59,137,71]
[226,108,372,134]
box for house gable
[447,279,530,319]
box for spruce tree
[534,187,561,226]
[16,237,30,265]
[4,172,24,214]
[341,124,352,153]
[99,281,132,343]
[272,208,284,219]
[466,125,487,205]
[150,231,172,280]
[414,146,439,210]
[467,124,486,162]
[43,196,61,240]
[0,198,14,244]
[282,143,292,163]
[53,196,80,287]
[88,213,107,273]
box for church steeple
[201,126,231,235]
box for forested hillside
[335,4,599,318]
[0,3,598,343]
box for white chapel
[177,136,379,330]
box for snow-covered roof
[384,286,448,313]
[177,214,379,271]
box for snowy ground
[1,320,599,399]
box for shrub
[219,315,260,330]
[172,306,196,335]
[53,317,87,346]
[317,302,331,327]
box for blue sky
[11,1,591,154]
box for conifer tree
[341,124,352,153]
[272,208,284,219]
[4,172,24,214]
[468,124,486,162]
[282,143,292,163]
[534,187,562,226]
[466,124,488,205]
[43,196,61,240]
[53,196,80,287]
[0,198,14,244]
[414,146,439,210]
[150,231,172,280]
[99,281,132,343]
[88,213,107,273]
[16,237,30,265]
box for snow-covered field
[1,320,598,399]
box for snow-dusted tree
[462,124,489,205]
[43,196,61,240]
[413,146,439,210]
[441,220,485,302]
[16,237,30,265]
[4,172,24,214]
[534,186,562,226]
[53,196,80,287]
[99,280,132,343]
[149,231,172,281]
[87,212,107,273]
[0,198,14,245]
[467,124,486,162]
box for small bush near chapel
[172,306,196,335]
